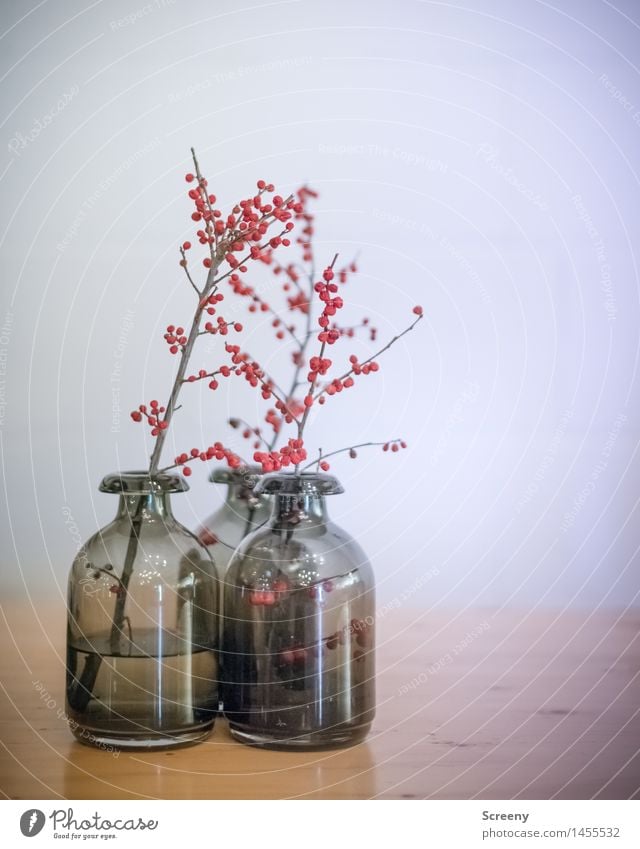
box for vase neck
[270,493,329,527]
[115,492,174,522]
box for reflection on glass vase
[197,466,271,575]
[66,471,220,750]
[222,472,375,749]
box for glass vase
[66,471,220,750]
[197,465,271,575]
[222,472,375,749]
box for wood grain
[1,600,639,799]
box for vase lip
[99,470,189,494]
[253,471,344,496]
[209,464,263,485]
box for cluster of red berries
[222,344,267,392]
[383,439,407,453]
[200,291,225,313]
[247,576,336,607]
[315,266,344,345]
[173,443,241,477]
[286,290,310,315]
[248,577,289,606]
[332,317,377,342]
[226,271,295,342]
[184,173,295,252]
[228,417,264,451]
[265,408,282,435]
[264,395,305,426]
[253,437,307,472]
[163,325,187,355]
[130,400,167,436]
[202,317,242,337]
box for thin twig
[179,246,201,297]
[299,440,403,473]
[313,313,423,401]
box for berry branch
[300,439,407,473]
[130,152,296,477]
[217,185,424,476]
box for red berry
[413,305,423,315]
[185,173,195,182]
[183,466,192,477]
[130,411,142,422]
[320,461,330,471]
[183,241,191,250]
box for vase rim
[253,471,344,496]
[99,470,189,494]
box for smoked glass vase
[66,471,219,750]
[222,472,375,749]
[197,465,271,575]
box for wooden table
[1,600,639,799]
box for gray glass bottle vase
[197,465,271,575]
[222,472,375,749]
[66,471,220,749]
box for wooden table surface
[1,600,639,800]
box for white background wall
[1,0,640,611]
